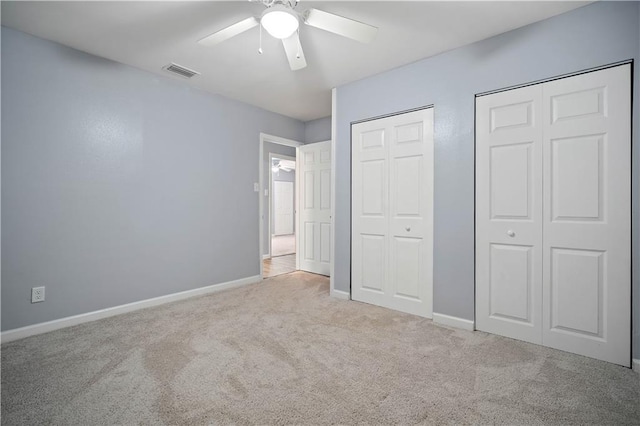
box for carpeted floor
[2,272,639,425]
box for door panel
[298,141,331,276]
[304,172,314,209]
[489,244,533,323]
[394,156,422,216]
[360,234,385,292]
[352,108,433,318]
[392,237,422,300]
[542,65,630,366]
[550,248,604,337]
[490,143,532,219]
[550,135,603,221]
[303,222,314,260]
[362,160,385,215]
[476,85,543,344]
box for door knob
[405,227,411,232]
[507,230,515,237]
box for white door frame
[259,133,302,279]
[269,153,296,255]
[330,88,339,297]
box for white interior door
[273,181,294,236]
[298,141,331,275]
[475,64,631,367]
[541,65,630,366]
[352,108,434,318]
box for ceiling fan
[197,0,378,71]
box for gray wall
[333,2,640,357]
[1,27,305,331]
[262,142,296,256]
[304,116,331,144]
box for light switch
[253,182,260,192]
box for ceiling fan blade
[303,9,377,43]
[282,32,307,71]
[198,17,259,47]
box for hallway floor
[263,254,296,278]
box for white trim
[259,133,302,279]
[633,359,640,375]
[260,132,302,148]
[295,148,301,271]
[262,254,270,260]
[268,152,274,259]
[432,313,475,331]
[330,288,349,300]
[330,88,337,294]
[1,275,260,343]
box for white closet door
[273,181,294,235]
[476,64,631,367]
[475,85,543,344]
[352,108,434,318]
[542,65,630,366]
[298,141,331,276]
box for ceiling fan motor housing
[261,4,299,40]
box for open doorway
[265,154,296,277]
[259,133,302,279]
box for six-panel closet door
[476,64,631,366]
[352,108,434,318]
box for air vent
[163,63,200,79]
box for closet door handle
[507,230,515,237]
[405,227,411,232]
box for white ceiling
[1,1,589,121]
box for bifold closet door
[352,108,434,318]
[476,64,631,367]
[475,85,544,344]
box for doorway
[266,153,297,277]
[259,134,303,279]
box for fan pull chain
[296,29,301,59]
[258,23,263,55]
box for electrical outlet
[31,286,45,303]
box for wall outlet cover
[31,286,45,303]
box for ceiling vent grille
[163,63,200,79]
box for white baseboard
[262,254,270,260]
[330,288,350,300]
[1,275,260,344]
[633,359,640,375]
[432,312,475,331]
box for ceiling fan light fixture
[261,5,299,39]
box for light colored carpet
[271,234,295,257]
[2,272,639,425]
